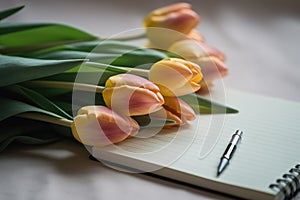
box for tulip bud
[144,3,201,49]
[144,2,200,34]
[149,58,202,96]
[71,106,139,147]
[103,74,164,116]
[152,96,196,128]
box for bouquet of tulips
[0,3,237,152]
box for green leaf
[3,85,73,120]
[0,96,63,122]
[0,54,85,87]
[180,93,239,114]
[0,22,51,35]
[0,117,69,153]
[0,5,24,21]
[29,50,119,63]
[111,48,167,68]
[0,22,97,51]
[17,40,168,68]
[25,40,139,56]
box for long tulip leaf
[180,93,238,114]
[0,96,64,122]
[0,54,85,87]
[3,85,73,120]
[0,5,24,21]
[0,22,97,51]
[23,40,139,56]
[18,40,168,67]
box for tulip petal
[103,85,164,116]
[151,96,196,128]
[163,96,196,121]
[106,74,160,92]
[151,108,182,128]
[150,2,191,16]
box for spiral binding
[269,164,300,200]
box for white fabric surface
[0,0,299,200]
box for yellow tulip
[103,74,164,116]
[168,39,227,86]
[152,96,196,128]
[71,106,139,147]
[144,2,201,49]
[149,58,202,96]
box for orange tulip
[144,2,201,49]
[144,2,200,34]
[152,96,196,128]
[72,106,139,147]
[149,58,202,96]
[103,74,164,116]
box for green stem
[117,66,149,77]
[23,81,105,93]
[85,61,150,77]
[17,113,73,127]
[102,32,146,41]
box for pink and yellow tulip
[168,39,228,86]
[144,2,200,34]
[149,58,202,96]
[144,2,201,49]
[71,106,139,147]
[103,74,164,116]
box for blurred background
[1,0,300,101]
[0,1,300,200]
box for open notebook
[92,89,300,200]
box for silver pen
[217,129,243,176]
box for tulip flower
[71,106,139,147]
[144,2,201,49]
[149,58,202,96]
[152,96,196,128]
[103,74,164,116]
[168,39,228,86]
[144,2,200,34]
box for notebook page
[93,89,300,199]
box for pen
[217,129,243,176]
